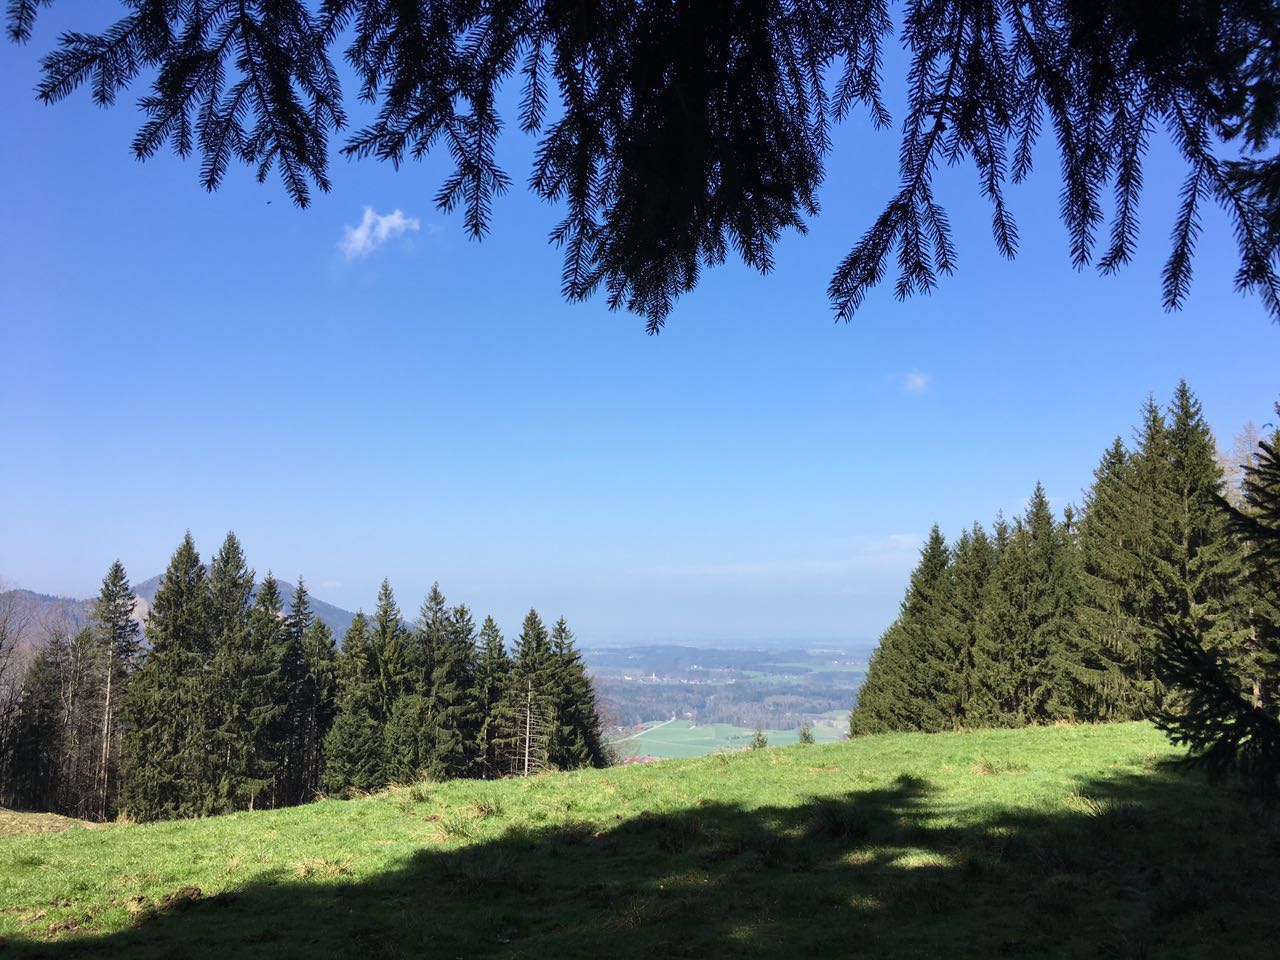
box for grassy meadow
[2,722,1277,958]
[612,718,847,759]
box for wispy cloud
[340,207,421,260]
[902,369,929,393]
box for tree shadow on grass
[5,765,1279,959]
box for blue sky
[1,11,1276,645]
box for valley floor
[1,722,1276,958]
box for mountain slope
[2,722,1275,959]
[130,574,355,636]
[2,577,356,645]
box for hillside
[2,722,1276,958]
[2,577,356,644]
[130,574,356,636]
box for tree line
[851,382,1280,789]
[0,534,608,822]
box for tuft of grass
[973,757,1029,776]
[292,858,351,881]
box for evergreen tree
[1226,406,1280,714]
[90,560,140,819]
[1155,400,1278,790]
[294,585,337,802]
[940,523,996,725]
[383,694,432,783]
[967,488,1080,725]
[323,612,387,795]
[368,580,410,723]
[17,0,1280,328]
[1072,436,1164,719]
[1157,382,1250,677]
[547,617,608,770]
[749,729,769,750]
[3,643,63,811]
[120,533,209,822]
[215,573,289,811]
[423,602,478,780]
[411,582,450,696]
[503,610,557,775]
[969,515,1030,727]
[850,527,952,734]
[798,723,815,745]
[471,616,512,778]
[206,533,257,813]
[276,579,314,806]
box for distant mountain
[2,577,356,648]
[129,574,356,636]
[0,589,94,657]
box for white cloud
[340,207,421,260]
[319,579,342,592]
[902,369,929,393]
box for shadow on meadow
[7,764,1279,959]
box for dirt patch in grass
[0,808,98,838]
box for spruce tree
[383,694,432,783]
[90,560,140,819]
[324,612,388,795]
[1225,406,1280,713]
[4,643,63,811]
[120,533,209,822]
[294,586,337,802]
[503,609,557,775]
[850,527,951,734]
[967,489,1080,725]
[423,602,478,780]
[547,617,608,770]
[969,515,1028,727]
[411,582,450,695]
[1072,437,1164,719]
[940,523,996,725]
[849,618,914,736]
[1157,382,1249,675]
[206,533,257,813]
[1154,398,1276,789]
[472,616,512,778]
[276,579,314,806]
[215,573,289,811]
[369,580,411,722]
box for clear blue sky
[1,10,1276,645]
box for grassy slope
[613,720,845,758]
[2,722,1277,959]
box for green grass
[2,722,1277,958]
[612,719,845,758]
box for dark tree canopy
[8,0,1279,328]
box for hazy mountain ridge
[2,576,356,645]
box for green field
[3,722,1277,958]
[612,719,846,758]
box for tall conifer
[323,612,387,795]
[850,528,951,734]
[120,533,208,822]
[90,561,139,819]
[472,616,512,778]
